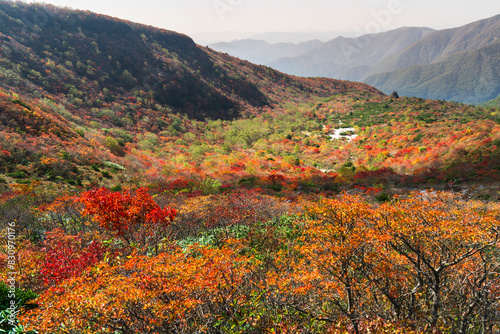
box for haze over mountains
[210,15,500,104]
[269,27,435,80]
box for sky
[20,0,500,44]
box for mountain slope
[366,14,500,77]
[0,1,386,187]
[1,2,498,194]
[0,2,382,124]
[361,15,500,103]
[485,94,500,107]
[0,2,259,121]
[364,42,500,104]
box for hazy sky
[20,0,500,43]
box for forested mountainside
[0,1,498,192]
[485,94,500,107]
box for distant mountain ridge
[209,39,324,65]
[364,15,500,104]
[211,27,434,78]
[210,15,500,104]
[365,42,500,104]
[269,27,435,80]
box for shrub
[7,171,27,179]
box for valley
[0,2,499,334]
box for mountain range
[210,15,500,104]
[0,2,380,124]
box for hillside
[0,1,497,191]
[0,2,380,124]
[0,1,497,192]
[0,1,384,189]
[485,94,500,107]
[365,42,500,104]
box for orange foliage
[22,242,258,333]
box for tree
[375,192,500,330]
[280,195,374,333]
[105,136,124,156]
[78,188,177,251]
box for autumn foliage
[39,229,105,286]
[0,2,499,333]
[78,187,177,246]
[3,189,496,334]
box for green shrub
[238,177,257,186]
[375,193,391,203]
[75,128,85,137]
[198,178,222,195]
[0,282,37,311]
[105,136,124,156]
[110,184,122,192]
[60,150,71,161]
[7,171,27,179]
[0,282,38,333]
[11,99,30,110]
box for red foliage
[78,187,177,238]
[230,162,246,172]
[187,190,203,198]
[165,179,192,191]
[354,185,382,194]
[394,147,414,158]
[267,174,287,185]
[39,229,105,286]
[354,167,398,182]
